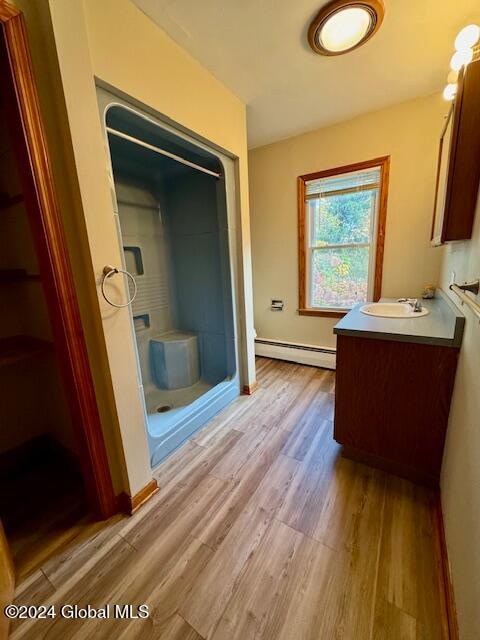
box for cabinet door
[433,57,480,243]
[334,335,458,483]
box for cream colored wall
[17,0,255,495]
[82,0,255,387]
[249,94,446,348]
[439,194,480,640]
[85,0,254,462]
[46,0,155,496]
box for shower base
[145,376,239,468]
[146,379,213,414]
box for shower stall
[98,91,240,467]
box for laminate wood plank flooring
[11,358,448,640]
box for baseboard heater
[255,338,336,370]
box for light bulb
[319,7,372,52]
[450,48,474,71]
[454,24,480,51]
[443,83,457,101]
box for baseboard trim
[255,338,336,370]
[242,381,258,395]
[117,478,159,515]
[435,497,459,640]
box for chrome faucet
[397,297,423,312]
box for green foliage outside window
[310,190,375,308]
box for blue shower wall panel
[219,229,235,340]
[166,173,235,385]
[171,233,225,335]
[170,235,208,330]
[201,332,227,385]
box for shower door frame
[97,89,243,460]
[0,4,117,519]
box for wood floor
[10,358,448,639]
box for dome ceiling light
[308,0,385,56]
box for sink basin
[360,302,429,318]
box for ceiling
[132,0,480,148]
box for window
[298,157,389,316]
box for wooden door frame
[0,2,117,518]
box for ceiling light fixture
[308,0,385,56]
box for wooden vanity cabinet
[333,334,459,486]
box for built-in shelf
[0,269,41,283]
[0,193,24,212]
[0,335,53,368]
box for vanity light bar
[443,24,480,101]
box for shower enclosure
[98,91,240,467]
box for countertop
[333,290,465,348]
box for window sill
[298,308,349,318]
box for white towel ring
[101,265,137,308]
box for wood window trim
[298,156,390,318]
